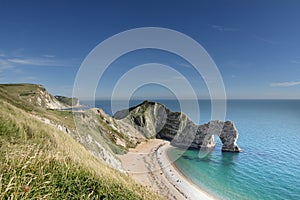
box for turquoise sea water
[92,100,300,200]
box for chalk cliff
[0,84,77,109]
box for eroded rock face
[219,121,240,152]
[114,101,169,138]
[114,101,241,152]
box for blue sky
[0,0,300,99]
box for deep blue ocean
[87,99,300,200]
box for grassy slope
[0,84,135,154]
[0,84,75,128]
[0,84,39,112]
[0,88,160,199]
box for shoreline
[117,139,216,200]
[157,142,217,200]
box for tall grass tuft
[0,143,145,199]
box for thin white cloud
[7,57,74,67]
[0,50,76,67]
[211,25,278,45]
[172,76,185,80]
[177,62,192,68]
[8,58,34,65]
[270,81,300,87]
[0,59,14,72]
[251,34,278,45]
[43,54,56,58]
[291,60,300,64]
[211,25,239,32]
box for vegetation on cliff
[54,95,79,107]
[0,84,160,199]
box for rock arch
[114,101,241,152]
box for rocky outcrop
[32,86,66,109]
[219,121,241,152]
[27,86,81,109]
[114,101,168,138]
[33,109,126,171]
[68,107,149,170]
[114,101,241,152]
[54,95,80,107]
[2,84,81,109]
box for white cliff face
[25,86,66,109]
[22,85,81,110]
[114,101,241,152]
[41,89,65,109]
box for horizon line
[79,98,300,101]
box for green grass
[46,109,75,128]
[0,85,38,112]
[0,98,161,200]
[0,144,146,199]
[0,84,76,129]
[0,83,123,155]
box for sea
[84,99,300,200]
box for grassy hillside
[0,84,76,128]
[0,84,40,112]
[0,92,160,199]
[0,84,140,162]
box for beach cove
[100,99,300,200]
[118,139,216,200]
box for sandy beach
[118,139,216,200]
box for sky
[0,0,300,99]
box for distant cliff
[114,101,241,152]
[55,95,80,107]
[0,84,78,109]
